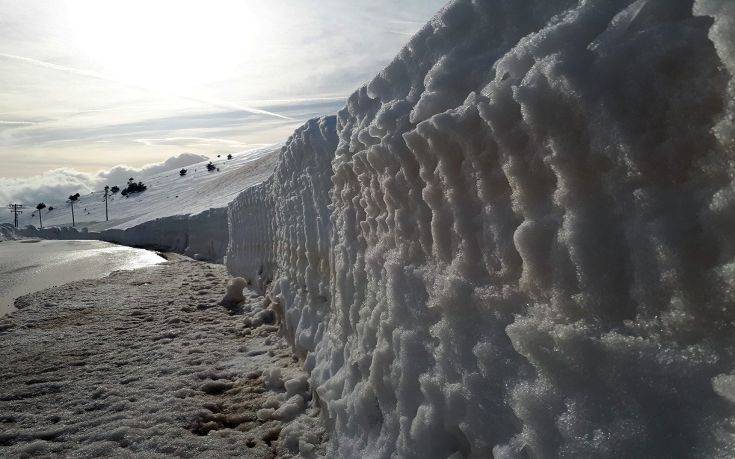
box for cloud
[0,120,36,125]
[0,168,97,206]
[96,153,209,187]
[0,152,208,205]
[134,137,250,147]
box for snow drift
[224,0,735,457]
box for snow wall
[5,208,229,262]
[12,225,100,241]
[228,0,735,456]
[226,116,338,355]
[101,208,229,262]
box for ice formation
[222,0,735,456]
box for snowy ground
[0,257,326,457]
[0,240,164,317]
[2,146,279,232]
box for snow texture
[226,116,338,358]
[0,258,327,457]
[0,223,21,242]
[222,277,248,306]
[224,0,735,457]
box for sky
[0,0,446,186]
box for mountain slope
[6,146,279,232]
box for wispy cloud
[135,137,251,147]
[0,120,36,125]
[0,0,445,178]
[0,52,293,120]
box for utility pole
[103,186,110,221]
[7,204,24,228]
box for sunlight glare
[66,0,272,92]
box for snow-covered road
[0,257,325,457]
[0,240,164,317]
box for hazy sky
[0,0,445,179]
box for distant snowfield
[3,146,279,232]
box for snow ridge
[225,0,735,457]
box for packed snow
[226,116,337,359]
[0,258,326,457]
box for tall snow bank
[4,208,228,262]
[320,0,733,456]
[229,0,735,456]
[226,116,337,355]
[101,208,228,262]
[16,225,99,241]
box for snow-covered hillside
[223,0,735,457]
[4,147,278,232]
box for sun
[65,0,271,93]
